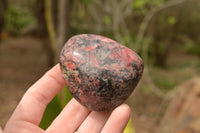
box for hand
[2,64,131,133]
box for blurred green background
[0,0,200,132]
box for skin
[1,64,131,133]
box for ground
[0,36,49,127]
[0,36,199,132]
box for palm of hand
[2,64,130,133]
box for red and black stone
[60,34,144,111]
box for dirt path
[0,36,49,128]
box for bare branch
[57,0,71,53]
[88,4,104,33]
[141,37,166,98]
[135,0,186,52]
[134,0,186,99]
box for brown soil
[0,36,49,127]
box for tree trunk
[35,0,55,67]
[53,0,58,31]
[36,0,48,37]
[44,0,57,66]
[43,0,73,66]
[152,11,179,67]
[57,0,73,53]
[0,0,7,41]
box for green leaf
[81,0,91,5]
[153,0,164,6]
[103,16,112,25]
[158,42,166,53]
[141,84,151,93]
[131,0,148,9]
[167,16,177,25]
[39,86,72,129]
[39,95,62,129]
[58,86,73,108]
[124,118,135,133]
[4,5,36,35]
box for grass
[148,49,200,92]
[152,74,178,91]
[149,66,179,92]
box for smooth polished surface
[60,34,144,111]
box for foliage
[39,87,72,129]
[195,62,200,75]
[141,84,151,93]
[4,5,36,35]
[132,0,164,8]
[167,16,177,25]
[124,118,135,133]
[131,0,164,14]
[184,38,200,56]
[151,67,179,91]
[102,15,112,26]
[153,76,177,91]
[39,85,135,131]
[39,95,62,129]
[80,0,91,5]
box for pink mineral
[60,34,144,111]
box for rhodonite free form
[60,34,144,111]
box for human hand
[3,64,131,133]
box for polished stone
[60,34,144,111]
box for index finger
[7,64,65,125]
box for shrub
[4,5,36,35]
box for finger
[101,104,131,133]
[0,126,3,133]
[76,110,111,133]
[46,98,91,133]
[6,64,65,125]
